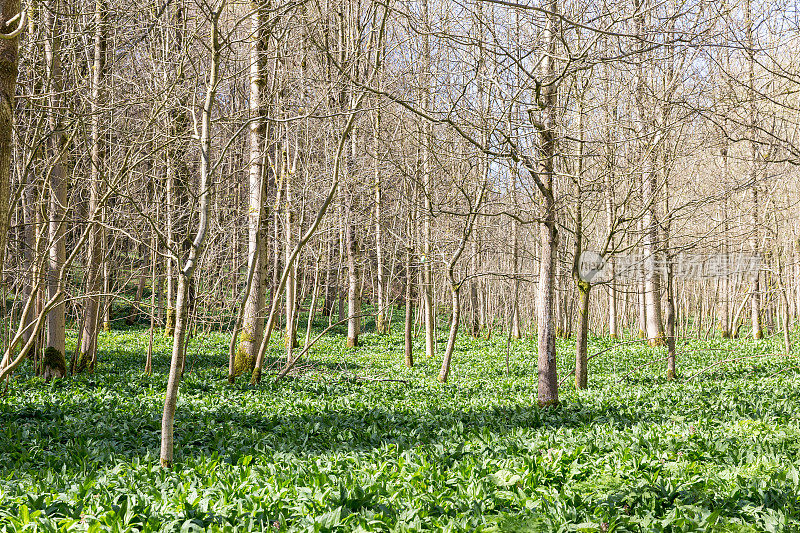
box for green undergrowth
[1,319,800,531]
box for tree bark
[575,281,590,389]
[77,0,106,373]
[44,0,67,379]
[438,285,459,382]
[420,0,435,359]
[345,190,360,347]
[404,243,414,367]
[0,0,22,296]
[469,238,480,337]
[744,0,762,340]
[373,105,388,334]
[235,1,268,375]
[534,0,560,407]
[161,10,220,467]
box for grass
[1,315,800,531]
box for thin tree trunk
[373,106,387,334]
[235,3,268,375]
[469,239,480,336]
[573,80,590,390]
[744,0,762,340]
[438,286,459,382]
[777,248,792,354]
[161,11,221,467]
[284,152,298,349]
[604,115,617,339]
[420,0,435,359]
[146,212,157,375]
[18,164,37,360]
[345,191,360,347]
[404,243,414,367]
[304,258,321,347]
[718,127,731,337]
[77,0,106,373]
[438,184,485,383]
[665,266,677,379]
[44,0,67,379]
[533,0,559,407]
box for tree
[234,0,270,376]
[76,0,107,373]
[0,0,24,297]
[43,0,68,379]
[160,2,223,467]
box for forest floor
[1,316,800,531]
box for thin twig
[687,353,799,381]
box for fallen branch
[558,338,652,388]
[615,357,668,383]
[274,310,388,382]
[341,373,408,384]
[763,364,799,380]
[686,352,799,381]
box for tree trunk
[510,170,521,339]
[574,280,590,389]
[718,135,731,337]
[665,262,677,379]
[604,128,617,338]
[744,0,762,340]
[146,212,157,375]
[161,11,220,467]
[373,108,388,334]
[160,272,191,467]
[44,0,67,379]
[438,285,459,382]
[777,248,792,354]
[304,259,320,347]
[0,0,22,295]
[420,0,435,359]
[345,192,360,347]
[469,239,480,337]
[637,259,647,339]
[534,0,559,407]
[404,244,414,367]
[537,219,559,406]
[77,0,106,373]
[284,155,298,350]
[323,239,334,317]
[18,162,37,360]
[235,3,268,375]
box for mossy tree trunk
[573,76,590,390]
[235,0,269,377]
[574,281,591,389]
[44,0,67,378]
